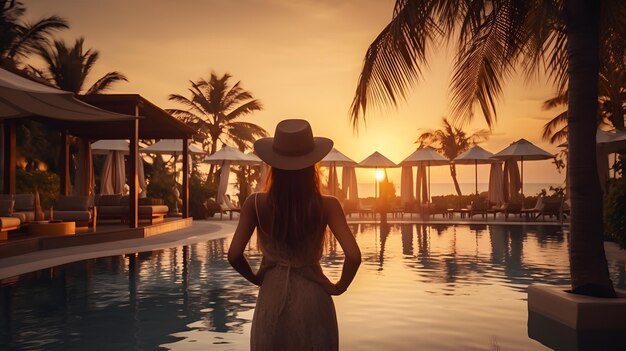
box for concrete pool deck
[0,220,237,279]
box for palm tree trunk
[450,164,462,196]
[566,0,615,297]
[206,141,218,184]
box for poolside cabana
[1,75,195,228]
[77,94,196,226]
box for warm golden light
[375,169,385,182]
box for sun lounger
[521,195,544,220]
[52,195,96,228]
[0,216,20,240]
[219,196,240,220]
[468,197,490,219]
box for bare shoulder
[242,192,267,212]
[322,195,342,211]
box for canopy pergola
[1,77,195,227]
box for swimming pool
[1,224,624,350]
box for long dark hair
[264,165,326,255]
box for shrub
[604,178,626,248]
[16,169,60,208]
[189,171,217,219]
[146,170,178,211]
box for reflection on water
[0,224,624,350]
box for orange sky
[24,0,565,189]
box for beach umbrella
[328,166,340,196]
[560,129,626,153]
[205,146,261,207]
[488,162,505,205]
[321,148,357,167]
[216,161,231,206]
[358,151,397,168]
[140,139,205,155]
[357,151,397,199]
[453,145,495,195]
[400,166,414,206]
[597,129,626,153]
[91,139,129,155]
[342,166,359,201]
[491,139,553,196]
[401,146,449,202]
[244,152,262,164]
[204,145,260,165]
[415,165,428,203]
[141,139,205,180]
[321,148,357,196]
[93,139,147,197]
[559,129,626,192]
[503,159,521,202]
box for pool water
[1,224,624,350]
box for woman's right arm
[227,195,261,286]
[325,196,361,294]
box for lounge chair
[342,199,359,218]
[0,193,35,224]
[521,195,544,220]
[0,198,20,240]
[358,199,374,218]
[535,198,563,221]
[219,196,240,220]
[52,195,96,229]
[503,202,523,220]
[428,201,450,219]
[468,197,490,219]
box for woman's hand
[314,273,344,295]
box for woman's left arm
[227,195,261,286]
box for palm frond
[8,15,68,60]
[350,0,439,128]
[542,91,568,110]
[86,71,128,94]
[450,0,528,128]
[223,99,263,122]
[168,93,207,117]
[541,111,567,142]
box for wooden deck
[0,217,193,259]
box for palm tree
[168,72,267,179]
[0,0,67,70]
[33,37,128,94]
[542,60,625,146]
[417,118,489,196]
[350,0,626,297]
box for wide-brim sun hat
[254,119,333,170]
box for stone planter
[528,284,626,350]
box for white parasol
[92,139,147,197]
[321,148,357,196]
[491,139,553,197]
[401,146,449,202]
[358,151,397,200]
[488,162,505,205]
[205,146,261,208]
[453,145,495,195]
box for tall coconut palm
[0,0,67,70]
[351,0,626,297]
[33,37,127,94]
[0,0,67,177]
[168,72,267,179]
[417,118,489,196]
